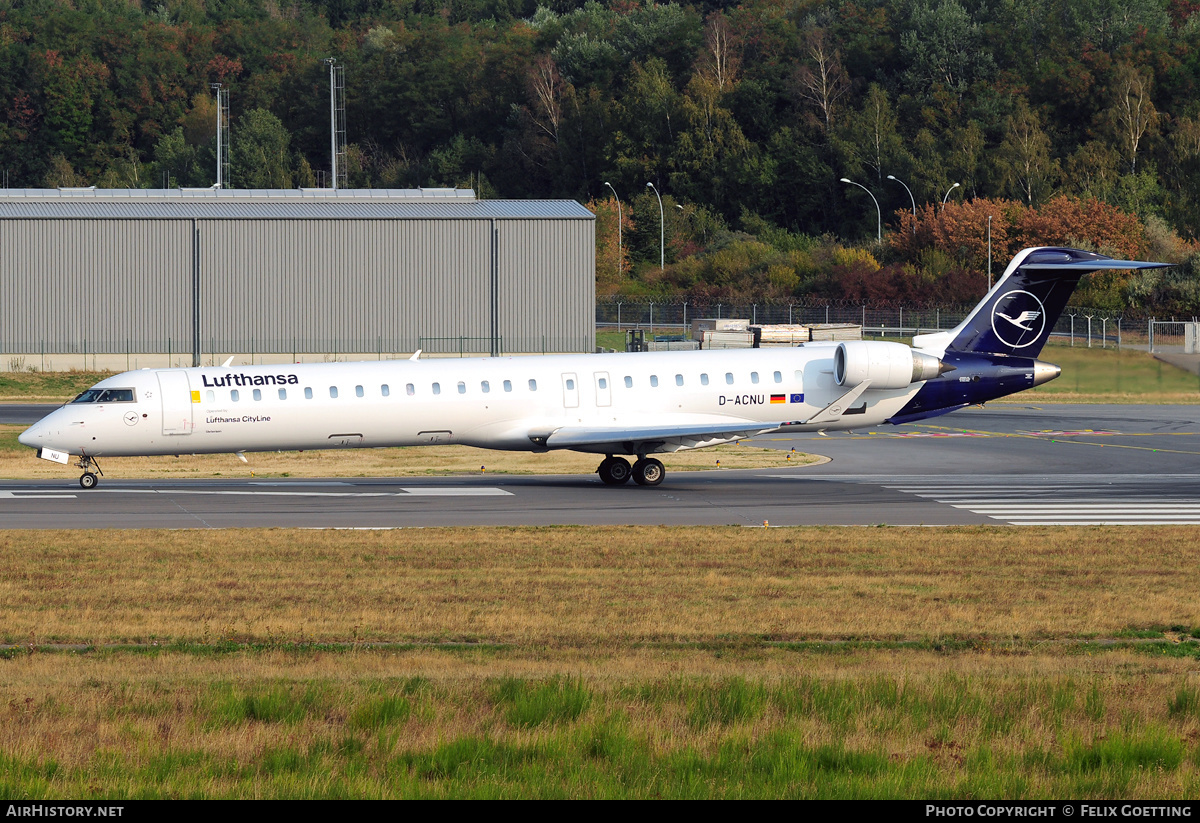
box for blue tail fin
[915,247,1169,357]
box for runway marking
[879,478,1200,525]
[0,487,513,499]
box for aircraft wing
[539,421,785,452]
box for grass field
[1,526,1199,798]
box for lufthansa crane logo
[991,290,1046,349]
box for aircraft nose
[17,423,44,448]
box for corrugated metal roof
[0,198,595,220]
[0,187,475,201]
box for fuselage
[19,345,939,458]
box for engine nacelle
[834,341,946,389]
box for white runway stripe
[876,479,1200,525]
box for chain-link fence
[597,298,1139,349]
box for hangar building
[0,188,595,368]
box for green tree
[996,98,1058,205]
[231,108,294,189]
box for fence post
[1149,318,1153,352]
[1117,318,1121,350]
[649,302,654,337]
[618,302,622,332]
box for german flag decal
[770,394,786,404]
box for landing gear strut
[75,455,102,489]
[597,455,632,485]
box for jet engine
[834,341,948,389]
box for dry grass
[0,426,817,479]
[2,526,1198,645]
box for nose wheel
[74,455,103,489]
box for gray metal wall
[0,219,192,354]
[497,218,595,354]
[0,214,593,357]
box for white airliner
[18,248,1165,488]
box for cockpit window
[72,388,135,403]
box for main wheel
[632,457,665,487]
[79,472,98,489]
[598,456,632,485]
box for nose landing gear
[75,455,103,489]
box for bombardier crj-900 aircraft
[19,247,1166,489]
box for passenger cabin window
[231,390,240,402]
[598,378,607,389]
[528,379,537,391]
[252,389,262,401]
[458,381,466,394]
[278,389,287,400]
[329,386,339,399]
[650,375,659,387]
[381,385,390,397]
[206,390,215,403]
[304,387,313,400]
[503,380,512,392]
[795,370,803,381]
[774,371,782,383]
[355,385,364,398]
[565,378,575,390]
[432,383,441,395]
[406,383,415,396]
[675,374,684,386]
[751,372,760,384]
[700,374,709,386]
[725,373,734,385]
[624,376,633,388]
[481,381,490,393]
[72,388,135,403]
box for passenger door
[158,370,194,435]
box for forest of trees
[3,0,1200,311]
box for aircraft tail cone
[1032,360,1061,387]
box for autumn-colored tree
[890,198,1015,272]
[1013,195,1146,260]
[588,195,635,296]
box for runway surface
[2,403,1200,528]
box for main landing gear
[596,455,665,487]
[75,455,103,489]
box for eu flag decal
[790,393,803,403]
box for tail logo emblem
[990,290,1046,349]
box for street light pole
[886,174,916,234]
[604,181,621,276]
[646,182,664,269]
[941,182,961,210]
[840,177,881,242]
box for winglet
[409,350,422,361]
[221,356,235,367]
